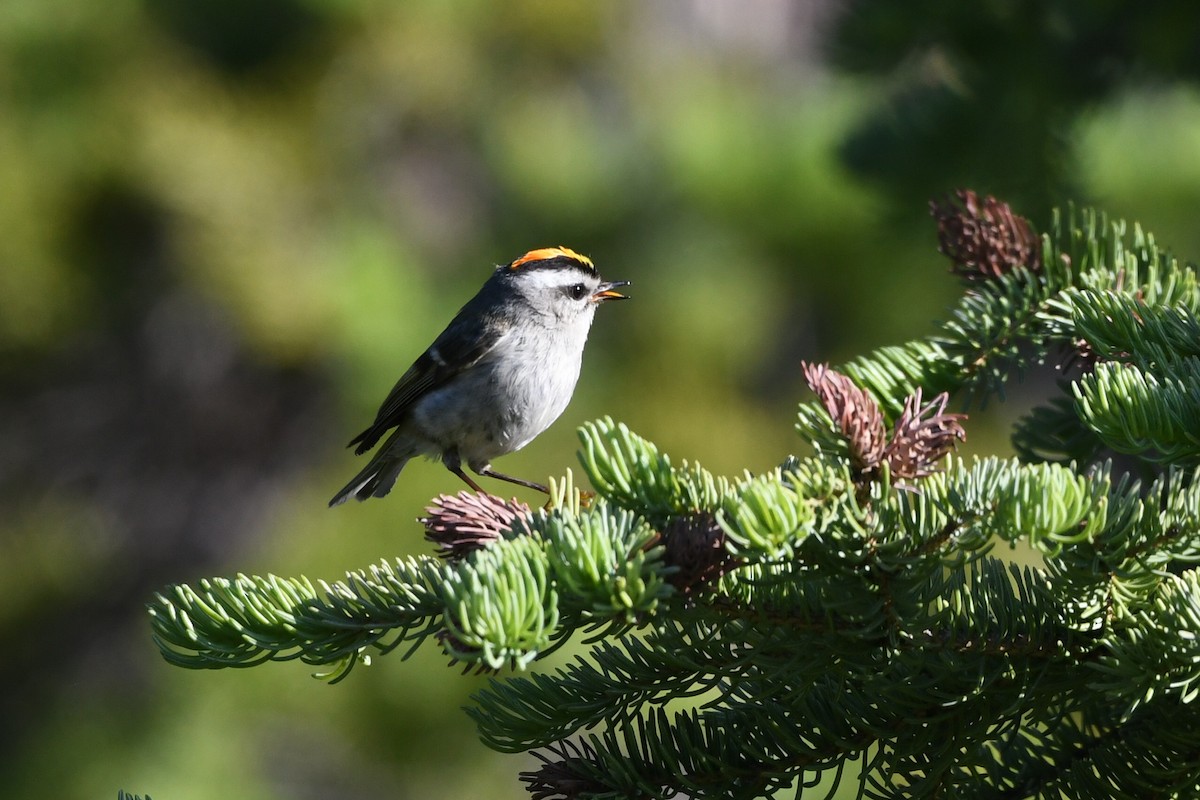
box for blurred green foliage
[3,1,1200,798]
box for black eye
[566,283,589,300]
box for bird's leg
[449,466,487,493]
[475,466,550,494]
[444,449,487,493]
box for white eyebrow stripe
[516,266,597,292]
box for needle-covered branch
[149,194,1200,798]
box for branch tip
[930,189,1041,282]
[421,491,533,561]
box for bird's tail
[328,434,414,507]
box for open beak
[592,280,631,303]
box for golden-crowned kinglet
[330,247,629,505]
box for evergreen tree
[149,193,1200,799]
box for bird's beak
[592,280,630,303]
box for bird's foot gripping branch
[149,193,1200,799]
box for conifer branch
[148,193,1200,797]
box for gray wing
[348,304,510,455]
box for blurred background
[4,1,1200,797]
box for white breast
[410,317,592,466]
[493,321,588,451]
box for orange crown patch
[509,246,594,271]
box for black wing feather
[348,302,510,454]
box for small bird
[330,247,629,506]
